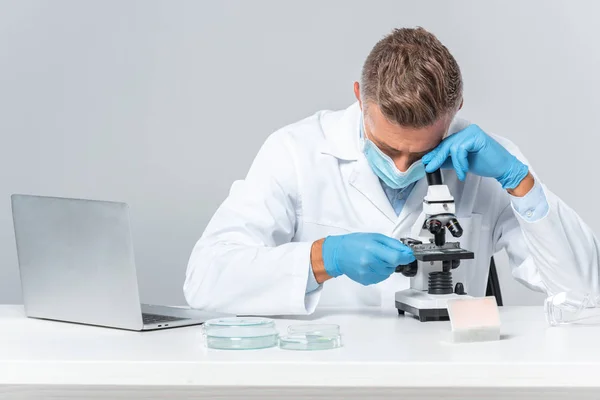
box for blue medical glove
[422,124,529,189]
[322,233,415,286]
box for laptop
[11,194,228,331]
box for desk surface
[1,305,600,397]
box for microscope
[395,169,474,322]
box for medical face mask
[360,116,426,189]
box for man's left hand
[422,124,530,190]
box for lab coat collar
[319,102,397,221]
[319,102,362,161]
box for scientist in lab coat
[184,27,600,315]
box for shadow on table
[268,308,393,321]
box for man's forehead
[365,105,452,142]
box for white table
[1,305,599,399]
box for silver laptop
[11,194,227,331]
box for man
[184,27,600,315]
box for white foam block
[447,296,501,343]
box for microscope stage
[411,243,475,262]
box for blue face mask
[360,116,426,189]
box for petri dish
[279,324,342,351]
[203,317,279,350]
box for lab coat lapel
[349,158,398,223]
[394,177,427,232]
[320,102,398,223]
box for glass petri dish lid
[203,317,279,350]
[279,324,342,351]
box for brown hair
[361,27,463,128]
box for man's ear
[354,82,362,109]
[459,98,464,110]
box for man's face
[362,102,452,172]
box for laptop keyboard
[142,313,188,325]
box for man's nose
[393,157,413,172]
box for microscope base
[395,289,471,322]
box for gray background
[1,0,596,306]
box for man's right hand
[312,233,415,286]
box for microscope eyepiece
[446,218,463,237]
[426,170,443,186]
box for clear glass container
[279,324,342,351]
[545,291,600,326]
[203,317,279,350]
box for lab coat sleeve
[184,131,321,315]
[306,262,321,293]
[492,140,600,296]
[508,177,549,222]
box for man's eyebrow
[370,133,438,155]
[380,142,437,156]
[371,136,398,152]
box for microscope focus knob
[454,282,466,295]
[395,260,418,277]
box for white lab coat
[184,103,600,315]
